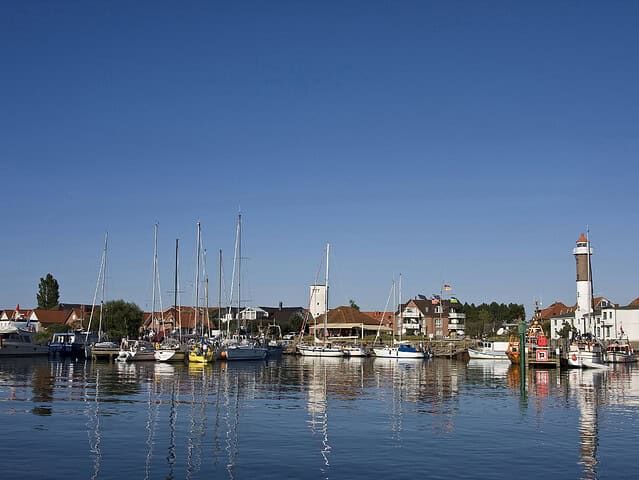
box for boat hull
[154,349,186,362]
[223,345,268,360]
[298,346,344,357]
[468,348,509,360]
[373,347,424,359]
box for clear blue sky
[2,1,638,318]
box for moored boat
[373,343,425,359]
[468,340,509,360]
[117,339,156,362]
[605,340,636,363]
[0,321,49,357]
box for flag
[450,297,459,304]
[433,294,441,300]
[443,284,452,291]
[432,299,439,305]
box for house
[399,297,466,338]
[549,296,639,342]
[29,309,72,332]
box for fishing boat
[468,340,509,360]
[566,337,605,368]
[604,340,636,363]
[506,317,545,365]
[297,243,344,358]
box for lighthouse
[573,232,593,334]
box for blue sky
[2,1,638,317]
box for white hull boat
[566,342,605,368]
[373,346,424,359]
[467,340,509,360]
[342,345,368,357]
[298,345,344,357]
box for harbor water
[1,356,637,479]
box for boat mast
[325,243,330,339]
[152,223,158,338]
[398,273,402,344]
[99,232,107,341]
[86,232,107,343]
[218,249,222,332]
[237,213,242,334]
[175,238,181,341]
[195,222,201,336]
[203,248,209,335]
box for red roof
[33,309,70,325]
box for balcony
[448,312,465,320]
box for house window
[435,318,441,327]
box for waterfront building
[309,284,327,319]
[308,306,391,337]
[548,233,639,342]
[399,297,466,338]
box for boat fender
[572,354,577,361]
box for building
[399,297,466,338]
[548,233,639,342]
[309,284,327,319]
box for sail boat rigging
[297,243,343,357]
[155,235,187,362]
[85,233,118,359]
[373,275,425,359]
[220,213,267,360]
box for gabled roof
[628,297,639,307]
[539,302,575,320]
[32,309,71,325]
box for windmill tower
[573,232,593,334]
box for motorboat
[0,321,49,357]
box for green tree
[557,322,577,339]
[101,300,144,340]
[349,299,360,311]
[37,273,60,309]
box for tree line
[461,302,526,338]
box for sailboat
[155,237,187,362]
[188,221,215,364]
[85,233,119,360]
[373,276,424,359]
[220,213,268,361]
[297,243,344,357]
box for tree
[349,299,360,311]
[101,300,144,340]
[37,273,60,309]
[557,322,577,340]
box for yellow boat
[188,343,214,363]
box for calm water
[1,356,638,480]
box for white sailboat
[85,233,119,360]
[221,213,267,361]
[298,243,344,357]
[156,237,187,362]
[373,276,424,359]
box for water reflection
[0,357,638,480]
